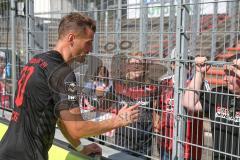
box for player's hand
[195,56,210,73]
[116,103,139,127]
[80,143,102,156]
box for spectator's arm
[227,59,240,78]
[233,58,240,67]
[182,57,210,112]
[152,99,160,132]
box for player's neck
[54,41,72,62]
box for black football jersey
[0,50,79,160]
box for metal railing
[0,0,240,159]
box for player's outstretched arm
[58,103,139,139]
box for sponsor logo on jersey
[215,106,240,123]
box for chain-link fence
[0,0,240,159]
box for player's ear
[67,32,75,46]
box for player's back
[0,50,68,160]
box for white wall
[34,0,50,18]
[34,0,78,19]
[127,0,227,19]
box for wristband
[75,143,84,152]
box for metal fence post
[43,23,49,52]
[115,0,122,55]
[104,10,108,50]
[211,0,218,60]
[139,0,148,53]
[25,0,34,62]
[172,0,189,159]
[230,0,238,47]
[159,0,164,58]
[90,1,98,55]
[25,0,28,64]
[100,0,104,21]
[10,0,16,108]
[168,0,175,54]
[191,0,200,57]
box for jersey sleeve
[48,63,79,117]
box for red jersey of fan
[156,76,203,160]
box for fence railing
[0,0,240,159]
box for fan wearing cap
[152,49,206,160]
[111,52,165,157]
[183,55,240,160]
